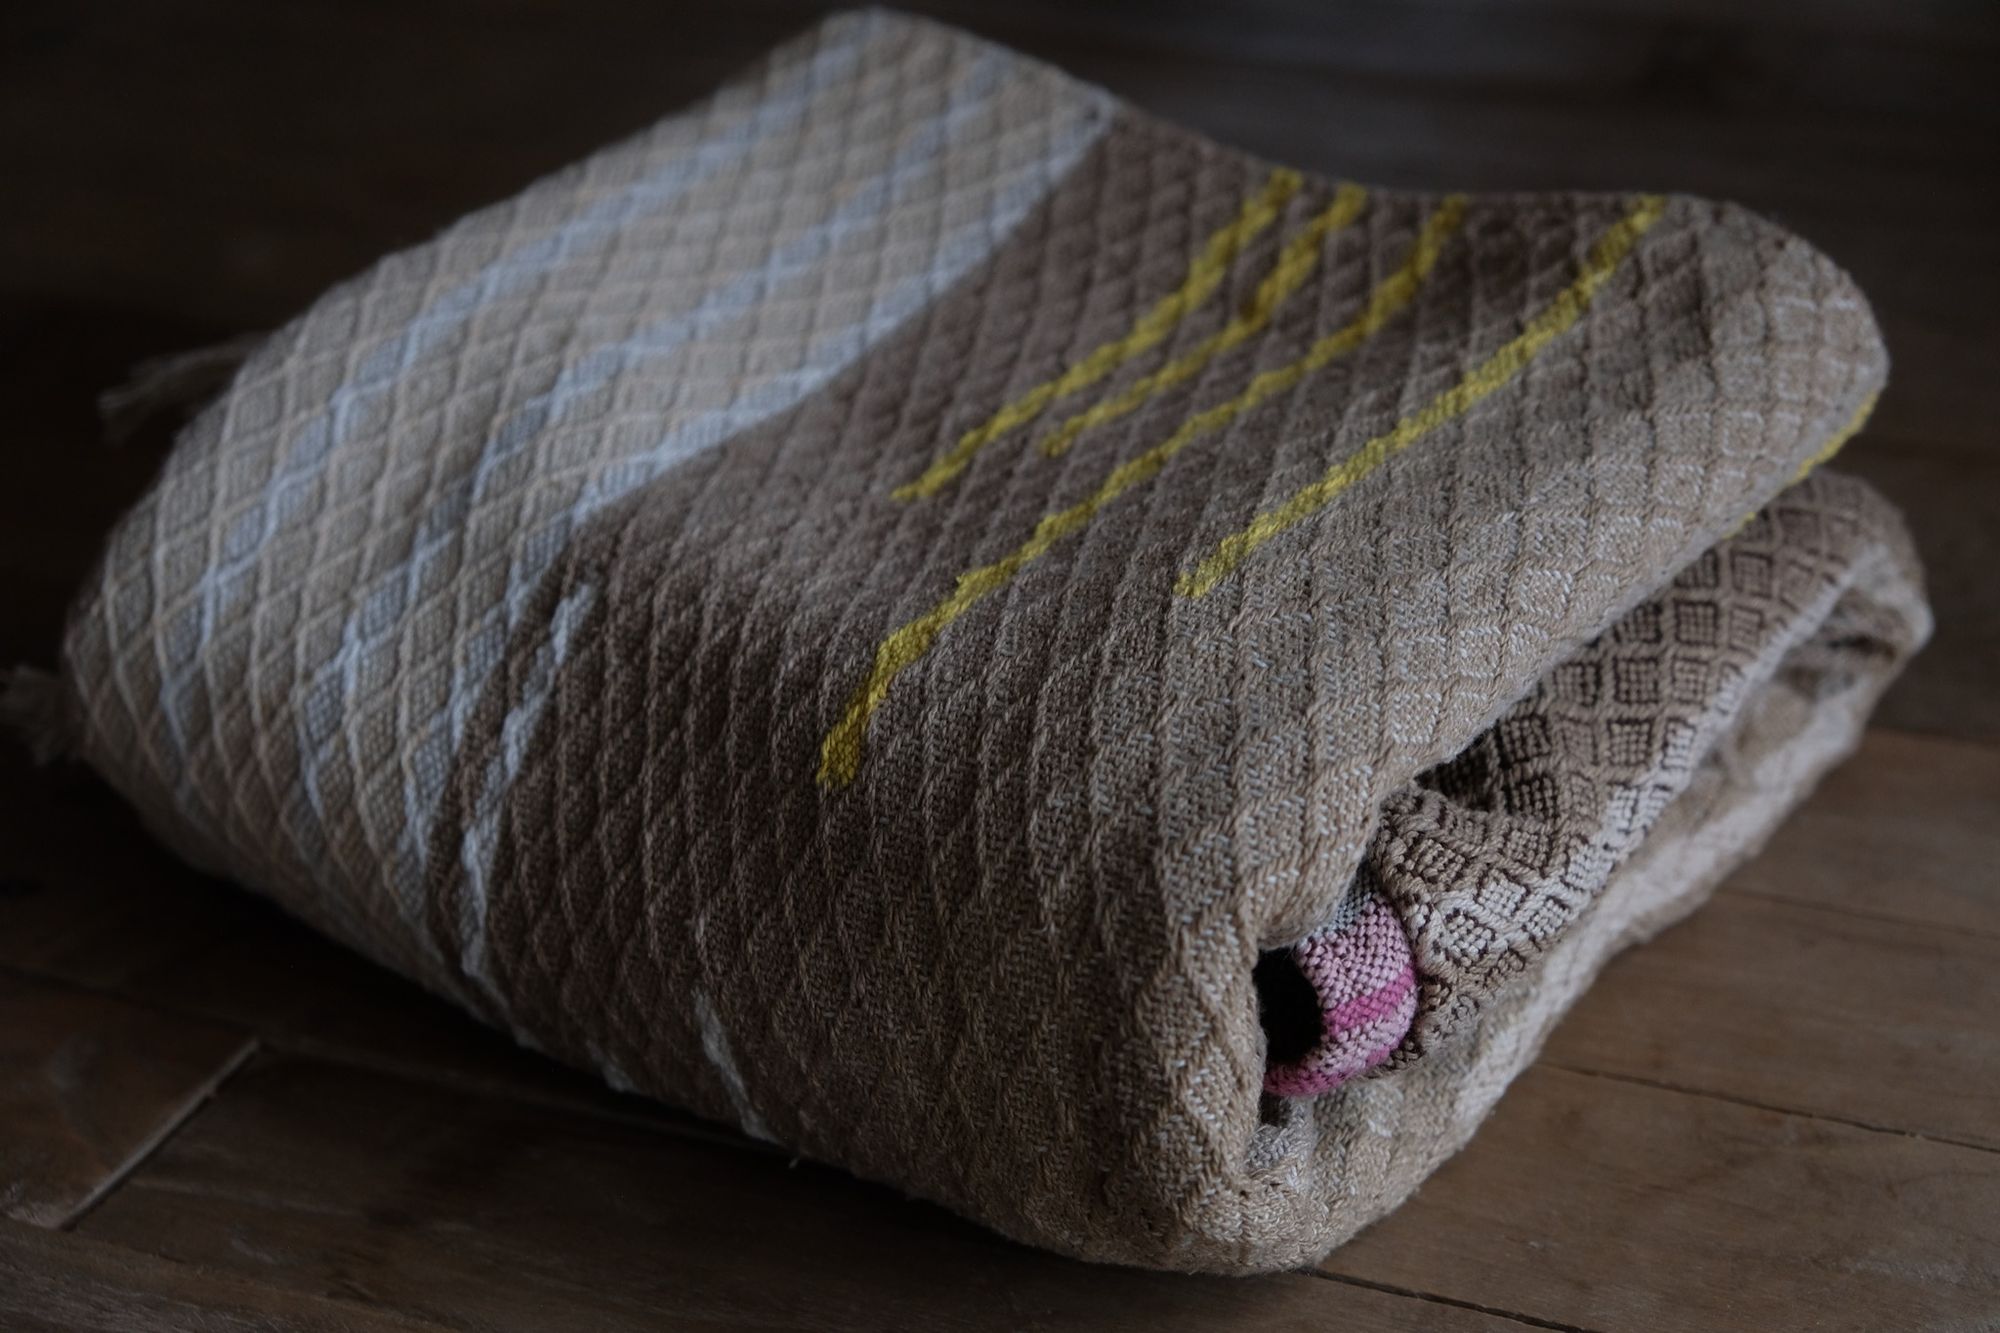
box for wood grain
[0,970,250,1228]
[1324,1064,2000,1331]
[1726,728,2000,935]
[77,1054,1522,1332]
[0,1216,451,1333]
[0,748,677,1124]
[1536,727,2000,1146]
[1544,891,2000,1147]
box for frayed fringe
[97,333,264,446]
[2,666,74,764]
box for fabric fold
[1261,469,1926,1097]
[42,9,1928,1273]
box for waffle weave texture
[49,9,1931,1272]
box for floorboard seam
[268,1033,789,1157]
[1718,883,2000,941]
[0,958,784,1160]
[0,1218,464,1331]
[1539,1062,2000,1155]
[1870,723,2000,754]
[1304,1268,1603,1332]
[56,1034,260,1232]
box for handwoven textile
[34,9,1930,1272]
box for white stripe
[303,55,1106,949]
[151,15,880,801]
[451,581,597,1014]
[151,26,1107,988]
[694,989,772,1141]
[429,84,1113,1010]
[318,51,1004,916]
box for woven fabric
[49,10,1929,1272]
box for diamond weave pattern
[55,11,1929,1272]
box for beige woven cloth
[31,10,1930,1272]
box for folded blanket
[24,9,1930,1273]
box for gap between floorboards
[1304,1268,1605,1333]
[1538,1062,2000,1156]
[53,1034,259,1232]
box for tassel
[1,666,74,764]
[97,333,264,446]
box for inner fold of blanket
[1254,508,1907,1097]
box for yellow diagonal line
[1728,389,1879,535]
[1792,390,1878,482]
[817,197,1469,790]
[890,167,1304,502]
[1036,182,1370,460]
[1177,194,1668,599]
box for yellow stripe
[1728,389,1879,535]
[1177,194,1667,599]
[1036,183,1370,460]
[890,168,1304,502]
[817,197,1468,790]
[1792,390,1877,482]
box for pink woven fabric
[1263,894,1418,1097]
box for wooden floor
[3,2,1996,1328]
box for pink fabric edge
[1261,893,1419,1098]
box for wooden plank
[1726,729,2000,935]
[0,750,678,1125]
[77,1054,1524,1333]
[1837,448,2000,742]
[1543,891,2000,1147]
[0,970,251,1228]
[1323,1065,2000,1331]
[0,1216,451,1333]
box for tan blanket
[26,10,1928,1272]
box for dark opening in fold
[1253,948,1324,1069]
